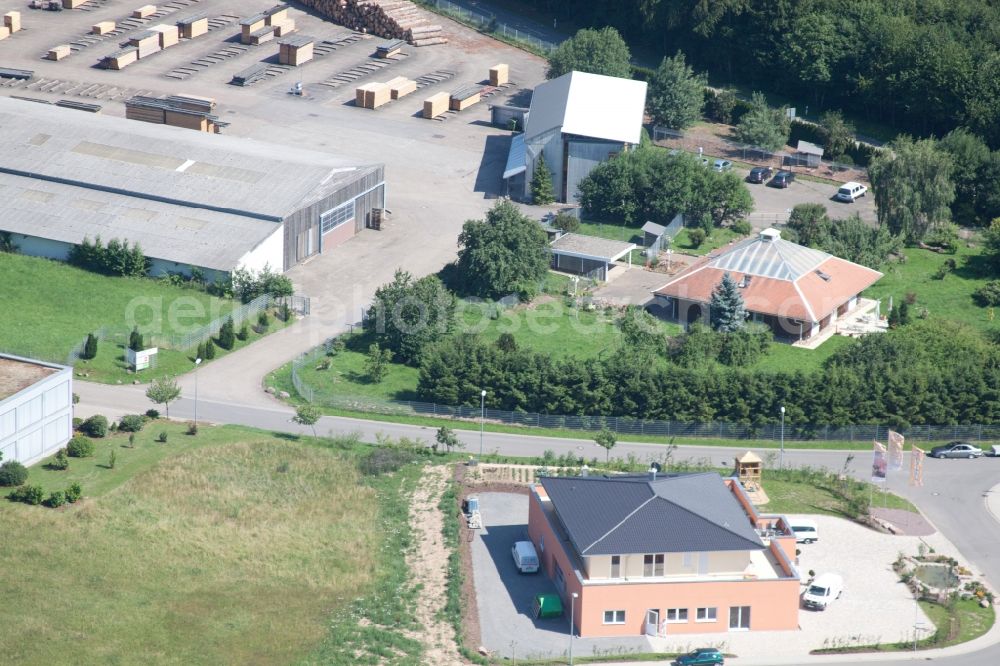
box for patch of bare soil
[405,464,464,665]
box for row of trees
[416,319,1000,427]
[67,236,148,278]
[784,204,901,269]
[577,144,753,230]
[533,0,1000,147]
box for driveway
[470,492,653,660]
[742,169,877,229]
[590,266,675,307]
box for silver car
[930,441,983,459]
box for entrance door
[645,609,660,636]
[729,606,751,630]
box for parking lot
[738,167,878,229]
[471,493,972,662]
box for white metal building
[504,71,647,203]
[0,354,73,466]
[0,97,385,279]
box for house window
[610,555,621,578]
[603,610,626,625]
[666,608,688,623]
[643,554,664,577]
[696,607,718,622]
[729,606,751,630]
[320,201,354,234]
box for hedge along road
[74,381,1000,666]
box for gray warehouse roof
[550,232,635,261]
[540,473,764,557]
[0,97,380,221]
[0,173,278,272]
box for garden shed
[549,233,635,281]
[795,140,824,167]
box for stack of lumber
[296,0,446,47]
[489,63,508,87]
[450,85,481,111]
[385,75,415,99]
[47,45,71,61]
[102,47,138,69]
[278,35,314,66]
[63,0,86,8]
[422,91,448,119]
[150,23,179,48]
[177,13,209,39]
[132,4,156,19]
[265,4,296,36]
[231,62,268,86]
[128,30,161,58]
[92,21,116,35]
[240,14,268,44]
[356,82,390,109]
[125,95,223,132]
[4,11,21,34]
[0,27,10,41]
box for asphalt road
[76,381,1000,665]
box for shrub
[258,311,270,329]
[0,460,29,486]
[905,292,918,305]
[108,450,116,469]
[359,448,415,476]
[49,448,70,471]
[237,322,250,341]
[65,483,82,503]
[203,338,216,360]
[186,422,198,436]
[218,317,235,350]
[731,219,753,235]
[80,414,108,438]
[688,228,706,248]
[551,211,580,233]
[72,417,83,429]
[46,491,66,508]
[973,281,1000,307]
[8,484,44,505]
[66,436,95,458]
[145,409,160,419]
[81,333,98,360]
[196,341,206,361]
[157,431,168,443]
[118,414,147,433]
[129,326,144,352]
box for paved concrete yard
[472,492,654,660]
[742,168,877,228]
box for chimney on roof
[759,228,781,242]
[581,465,589,477]
[648,462,661,481]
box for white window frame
[696,607,718,623]
[610,555,621,578]
[603,610,626,625]
[666,608,688,623]
[643,553,664,577]
[320,200,354,234]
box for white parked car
[834,181,868,202]
[802,573,843,610]
[512,540,539,574]
[788,518,819,544]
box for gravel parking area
[743,169,878,228]
[471,494,971,663]
[471,492,653,660]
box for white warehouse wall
[236,224,285,275]
[0,359,74,467]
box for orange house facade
[527,472,801,638]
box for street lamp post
[194,358,202,426]
[569,592,579,665]
[479,389,487,460]
[780,405,786,469]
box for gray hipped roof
[708,229,831,281]
[540,472,764,557]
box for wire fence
[416,0,558,53]
[290,337,1000,444]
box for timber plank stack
[296,0,446,47]
[422,91,448,119]
[125,94,225,132]
[177,13,209,39]
[278,35,314,66]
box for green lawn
[672,226,746,255]
[1,423,423,665]
[752,335,856,373]
[576,219,645,244]
[760,474,917,516]
[865,245,997,334]
[0,253,293,384]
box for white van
[512,541,539,574]
[835,181,868,202]
[789,519,819,544]
[802,573,843,610]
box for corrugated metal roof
[503,133,526,178]
[708,229,831,280]
[0,97,380,220]
[541,473,764,557]
[642,221,666,236]
[0,174,277,271]
[525,71,646,145]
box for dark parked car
[770,170,795,188]
[675,648,724,665]
[747,166,773,183]
[930,441,983,459]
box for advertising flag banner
[911,446,925,486]
[888,430,905,472]
[872,441,887,483]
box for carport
[549,233,635,281]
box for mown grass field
[865,244,998,334]
[0,423,422,665]
[0,253,291,384]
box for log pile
[296,0,447,47]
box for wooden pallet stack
[1,11,21,40]
[296,0,447,47]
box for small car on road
[770,170,795,188]
[930,441,983,459]
[834,181,868,202]
[675,647,724,665]
[713,159,733,172]
[747,166,773,183]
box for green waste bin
[533,594,564,619]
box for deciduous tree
[735,92,790,152]
[869,136,955,243]
[647,52,706,130]
[364,269,455,365]
[547,27,632,79]
[145,376,181,417]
